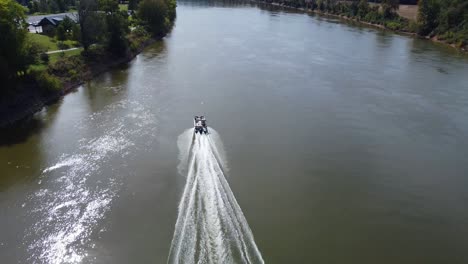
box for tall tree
[358,0,369,18]
[78,0,103,50]
[99,0,129,56]
[38,0,48,13]
[0,0,28,85]
[137,0,168,37]
[381,0,399,18]
[417,0,440,35]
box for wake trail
[168,129,264,264]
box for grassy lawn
[49,48,82,63]
[28,33,79,52]
[28,48,83,72]
[119,4,128,11]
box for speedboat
[194,116,209,134]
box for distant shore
[253,1,467,53]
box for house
[34,14,78,34]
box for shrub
[57,41,70,50]
[36,71,62,92]
[385,21,402,31]
[408,20,419,33]
[128,26,151,52]
[68,69,79,81]
[49,55,84,77]
[82,44,107,60]
[364,10,383,24]
[132,26,151,38]
[40,52,49,63]
[23,41,47,65]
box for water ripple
[24,100,157,264]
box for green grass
[28,33,79,52]
[49,48,83,63]
[28,48,83,72]
[119,4,128,11]
[28,64,47,72]
[28,34,58,50]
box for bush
[364,10,383,24]
[57,41,70,50]
[82,44,107,60]
[40,52,49,63]
[68,69,79,81]
[48,55,84,77]
[23,41,47,65]
[408,20,419,33]
[128,26,151,52]
[132,26,151,38]
[35,71,62,92]
[385,21,403,31]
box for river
[2,1,468,263]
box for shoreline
[0,38,157,129]
[254,1,467,53]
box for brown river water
[1,1,468,263]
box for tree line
[262,0,467,48]
[22,0,78,14]
[418,0,468,47]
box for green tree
[38,0,48,13]
[357,0,369,18]
[381,0,399,18]
[61,16,74,32]
[164,0,176,21]
[71,22,81,41]
[32,0,39,13]
[128,0,138,11]
[417,0,440,35]
[27,0,38,13]
[105,11,130,56]
[0,0,28,85]
[137,0,168,36]
[55,0,67,12]
[99,0,130,56]
[78,0,104,50]
[49,0,59,13]
[56,23,66,40]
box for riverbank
[253,1,467,53]
[0,38,157,128]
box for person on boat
[200,116,206,127]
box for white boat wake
[168,129,264,264]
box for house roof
[35,14,77,27]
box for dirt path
[46,47,80,54]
